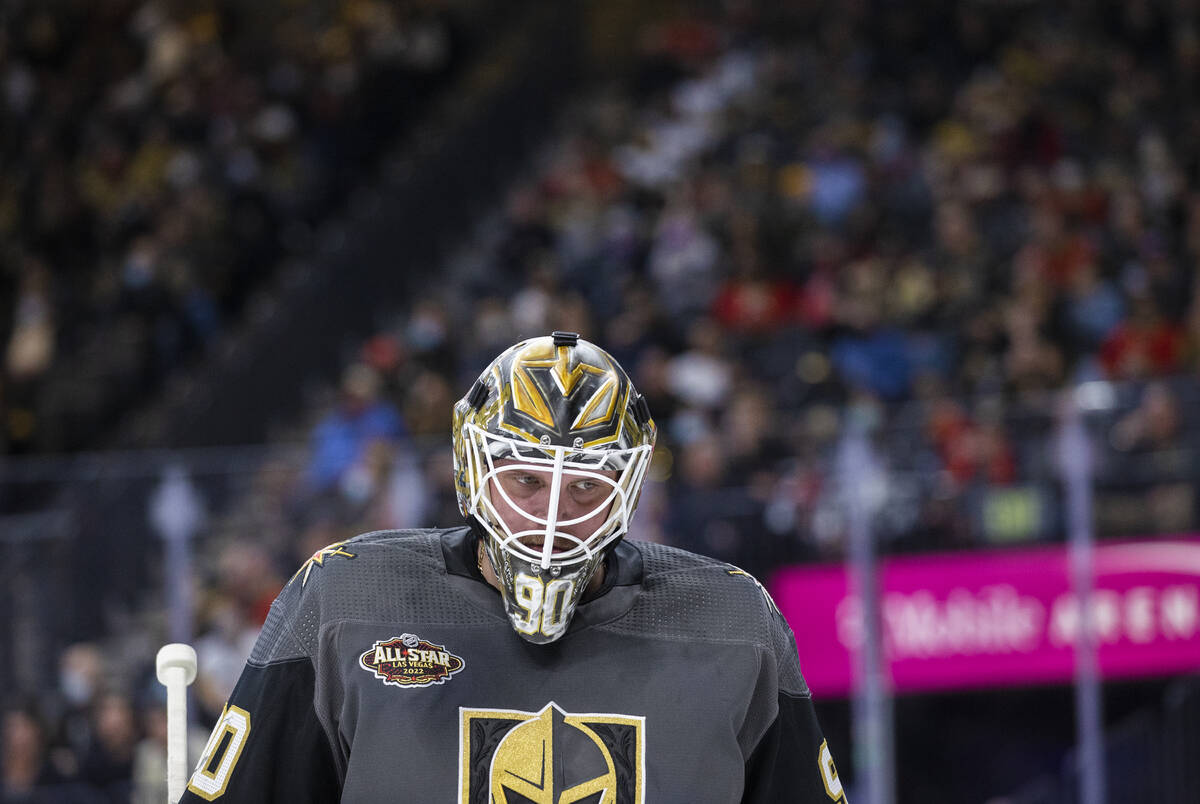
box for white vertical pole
[1059,390,1106,804]
[839,423,894,804]
[157,643,198,804]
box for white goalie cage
[461,422,654,571]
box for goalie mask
[453,332,656,644]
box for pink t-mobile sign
[769,539,1200,697]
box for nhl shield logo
[360,634,465,688]
[459,702,644,804]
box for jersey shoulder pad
[286,529,443,589]
[625,541,809,695]
[720,563,783,620]
[635,541,776,618]
[617,543,769,639]
[634,539,729,576]
[721,562,809,695]
[250,529,446,665]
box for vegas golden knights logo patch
[359,634,465,688]
[459,702,644,804]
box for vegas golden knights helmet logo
[460,703,644,804]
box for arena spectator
[192,595,259,725]
[2,704,54,801]
[51,643,106,775]
[76,693,137,804]
[1100,295,1186,380]
[307,364,405,492]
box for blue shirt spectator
[832,327,912,400]
[308,365,406,492]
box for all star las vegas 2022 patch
[359,633,465,689]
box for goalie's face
[468,435,642,573]
[465,433,649,644]
[489,459,619,561]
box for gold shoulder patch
[290,540,357,587]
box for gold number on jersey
[187,704,252,800]
[819,739,847,802]
[513,573,576,639]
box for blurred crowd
[235,0,1200,577]
[1,0,478,798]
[4,643,208,804]
[2,538,283,802]
[7,0,1200,800]
[0,0,474,456]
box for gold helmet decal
[460,703,644,804]
[503,338,624,444]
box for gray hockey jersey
[179,528,846,803]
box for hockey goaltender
[180,332,847,804]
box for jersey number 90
[187,704,252,800]
[512,573,576,640]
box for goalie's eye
[566,477,607,504]
[502,472,544,497]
